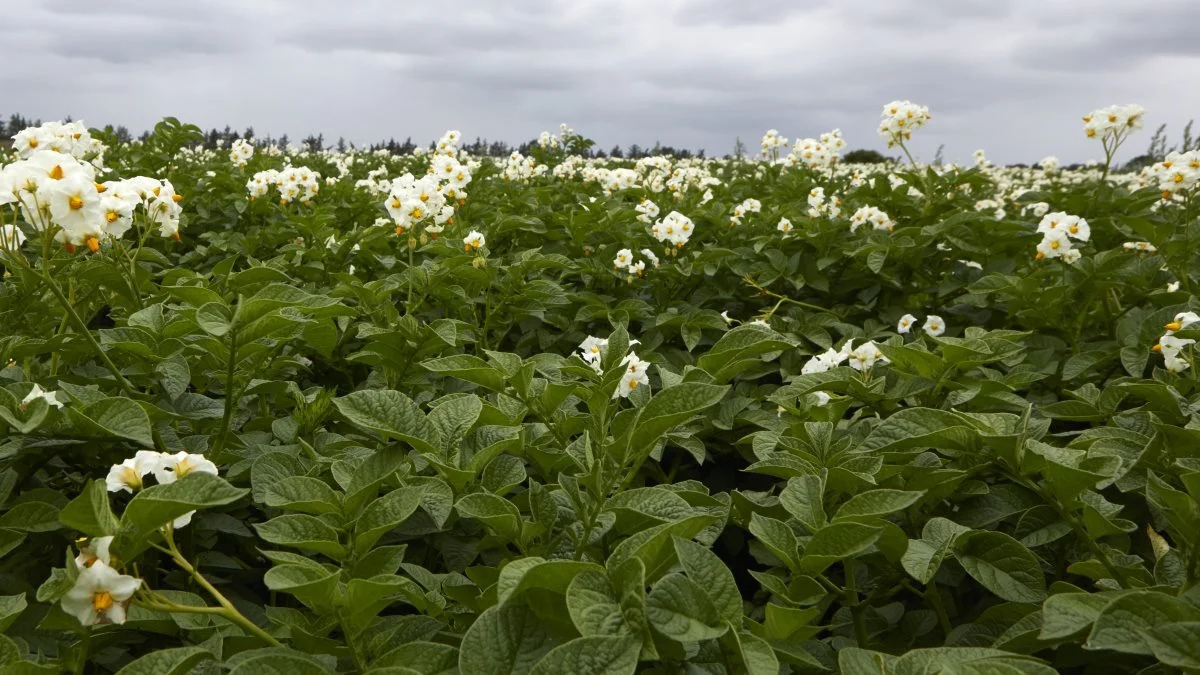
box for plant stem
[162,529,283,648]
[38,266,137,397]
[210,329,239,462]
[844,558,869,647]
[926,580,953,637]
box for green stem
[162,529,283,648]
[926,580,953,638]
[844,558,869,647]
[210,329,239,462]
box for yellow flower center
[86,236,100,253]
[93,591,114,612]
[391,199,401,209]
[95,183,107,193]
[1050,240,1060,250]
[106,211,118,223]
[1166,321,1183,332]
[49,165,64,180]
[628,379,638,389]
[172,194,182,203]
[1068,225,1078,234]
[68,196,84,210]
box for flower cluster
[1153,313,1199,373]
[1123,241,1157,254]
[650,211,695,249]
[10,120,106,167]
[1141,150,1200,202]
[760,129,789,160]
[849,205,894,233]
[463,230,486,252]
[106,450,218,528]
[1,149,182,250]
[802,339,890,374]
[500,151,547,182]
[877,100,931,148]
[782,129,846,170]
[635,198,660,224]
[612,247,653,278]
[729,198,761,226]
[1082,104,1146,142]
[385,173,452,236]
[898,313,947,337]
[246,166,321,205]
[1034,212,1089,262]
[806,187,842,218]
[229,138,254,167]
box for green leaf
[798,521,883,575]
[455,493,522,541]
[0,502,61,533]
[747,513,799,571]
[254,515,345,560]
[1039,592,1111,640]
[1143,621,1200,669]
[696,324,795,383]
[119,473,246,541]
[59,480,119,537]
[779,475,826,533]
[1087,590,1200,655]
[333,390,441,454]
[606,515,718,582]
[458,604,557,675]
[954,531,1046,603]
[263,564,339,611]
[422,355,508,392]
[835,489,925,520]
[428,395,483,448]
[263,477,343,516]
[672,537,741,624]
[901,517,969,584]
[226,648,334,674]
[627,383,729,460]
[355,488,422,554]
[496,559,600,607]
[858,408,976,454]
[528,636,639,675]
[721,628,780,675]
[372,641,458,674]
[644,573,729,642]
[0,594,27,633]
[66,397,154,446]
[114,647,216,675]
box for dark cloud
[6,0,1198,164]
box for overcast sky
[8,0,1199,164]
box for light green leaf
[263,477,342,516]
[0,594,27,633]
[779,475,826,533]
[1039,592,1111,640]
[835,489,925,520]
[119,473,246,541]
[254,515,345,560]
[627,383,730,460]
[1143,621,1200,669]
[333,390,441,454]
[422,355,508,392]
[458,604,557,675]
[59,479,120,537]
[954,531,1046,604]
[672,537,741,624]
[1087,590,1200,655]
[114,647,216,675]
[66,397,154,446]
[528,636,639,675]
[355,488,422,554]
[644,573,729,642]
[901,517,970,584]
[455,493,522,541]
[798,521,883,575]
[372,641,458,674]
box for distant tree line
[0,113,720,159]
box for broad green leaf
[721,628,779,675]
[226,648,334,674]
[428,395,484,448]
[263,477,342,516]
[254,515,345,560]
[606,514,718,582]
[333,390,441,454]
[779,475,826,533]
[954,531,1046,603]
[263,564,339,611]
[458,604,557,675]
[373,641,458,674]
[798,522,883,575]
[1039,592,1111,640]
[422,355,508,392]
[1087,590,1200,655]
[497,558,600,607]
[1143,621,1200,669]
[901,517,970,584]
[672,537,741,624]
[526,636,639,675]
[0,594,27,633]
[59,479,119,537]
[835,489,925,520]
[114,647,216,675]
[355,488,422,554]
[119,473,246,539]
[644,573,729,642]
[627,383,730,459]
[455,493,522,541]
[0,502,61,533]
[66,397,154,446]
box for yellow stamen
[68,196,84,210]
[49,165,64,180]
[1166,321,1183,332]
[93,591,113,612]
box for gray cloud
[6,0,1199,164]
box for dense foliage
[2,110,1200,674]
